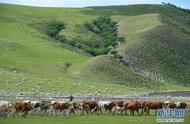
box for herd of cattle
[0,99,188,118]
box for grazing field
[0,3,190,94]
[0,110,190,124]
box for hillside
[0,3,190,94]
[80,4,190,86]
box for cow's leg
[155,109,157,116]
[25,111,29,118]
[108,109,111,115]
[48,108,53,117]
[112,109,116,115]
[89,109,91,114]
[141,107,144,115]
[82,109,86,115]
[52,109,57,117]
[13,110,16,118]
[147,109,150,116]
[21,111,26,118]
[23,111,29,118]
[62,110,65,116]
[91,108,97,115]
[120,109,124,115]
[91,108,96,115]
[4,111,7,118]
[136,109,140,116]
[99,108,103,114]
[130,110,132,116]
[111,108,116,115]
[79,109,83,116]
[81,109,84,115]
[90,109,94,115]
[70,108,75,115]
[31,109,35,116]
[13,110,19,118]
[125,109,128,115]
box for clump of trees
[162,2,190,14]
[85,16,124,47]
[47,21,65,37]
[46,16,126,56]
[84,16,125,56]
[110,50,123,61]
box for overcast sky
[0,0,190,9]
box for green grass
[0,110,190,124]
[0,3,190,94]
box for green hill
[0,3,189,94]
[80,4,190,86]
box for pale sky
[0,0,190,9]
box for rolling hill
[0,3,189,94]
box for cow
[82,101,100,115]
[0,101,12,108]
[40,101,51,116]
[98,101,111,114]
[13,102,32,118]
[98,100,123,115]
[142,101,163,116]
[48,102,73,117]
[175,102,187,109]
[30,101,42,116]
[123,100,142,116]
[0,105,9,117]
[0,101,12,117]
[164,101,176,109]
[103,101,119,115]
[72,102,83,115]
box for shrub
[64,62,72,68]
[47,21,65,37]
[110,50,118,55]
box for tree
[47,21,65,37]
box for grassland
[0,110,190,124]
[0,3,190,95]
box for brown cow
[48,102,73,117]
[104,101,118,115]
[13,102,32,118]
[109,101,126,115]
[72,102,82,115]
[82,101,100,115]
[123,100,142,116]
[142,101,163,116]
[164,102,176,109]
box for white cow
[98,101,111,108]
[0,101,12,107]
[30,101,41,116]
[98,101,112,114]
[0,101,12,117]
[175,102,181,108]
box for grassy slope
[0,4,189,94]
[80,4,190,86]
[0,110,190,124]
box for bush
[85,47,111,56]
[118,37,125,42]
[64,62,72,68]
[113,54,123,60]
[110,50,118,55]
[47,21,65,37]
[84,16,122,48]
